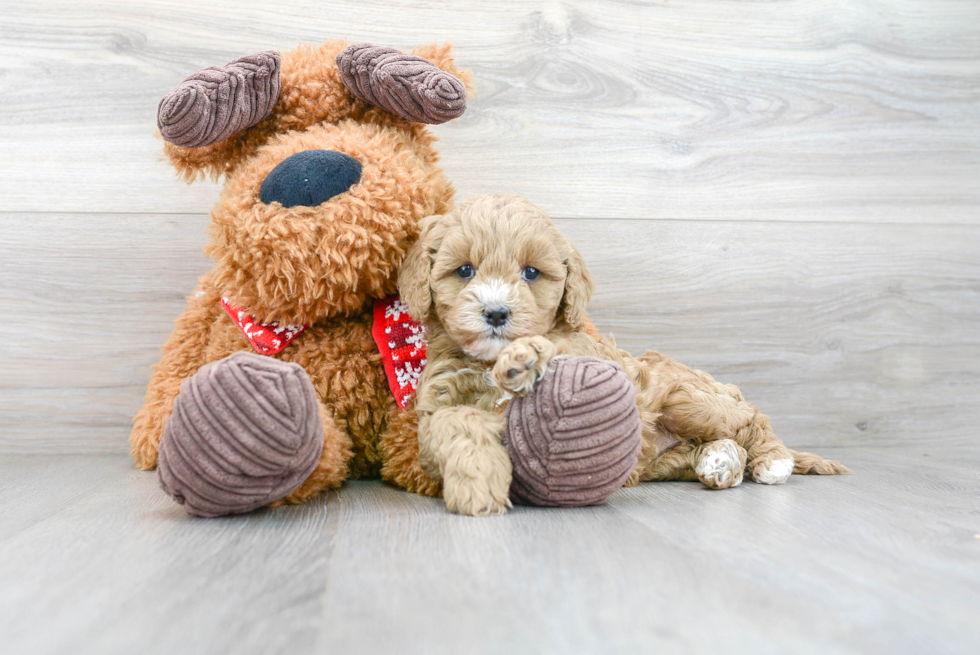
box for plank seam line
[1,211,978,228]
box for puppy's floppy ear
[398,214,444,322]
[557,239,595,329]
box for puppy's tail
[790,449,852,475]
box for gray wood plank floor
[1,448,977,654]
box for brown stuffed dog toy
[130,41,465,516]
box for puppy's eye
[522,266,541,282]
[455,264,475,280]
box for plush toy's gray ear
[336,44,467,124]
[157,51,281,148]
[398,214,447,323]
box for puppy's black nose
[260,150,362,207]
[483,307,510,327]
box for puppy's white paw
[492,336,557,395]
[442,447,513,517]
[752,457,794,485]
[695,439,747,490]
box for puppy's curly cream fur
[399,195,850,516]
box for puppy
[398,195,849,516]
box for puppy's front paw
[695,439,747,490]
[442,447,513,517]
[492,336,558,395]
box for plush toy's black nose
[484,307,510,327]
[259,150,362,208]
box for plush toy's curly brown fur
[131,40,463,503]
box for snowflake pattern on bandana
[220,297,307,355]
[372,295,427,408]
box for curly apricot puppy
[130,41,468,508]
[399,195,849,516]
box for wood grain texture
[2,3,977,651]
[2,213,977,452]
[0,2,977,453]
[0,450,978,654]
[0,213,211,451]
[0,0,978,221]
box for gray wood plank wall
[1,0,978,453]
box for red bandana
[372,296,427,408]
[221,297,307,355]
[220,295,427,408]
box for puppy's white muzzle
[456,277,521,360]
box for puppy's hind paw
[751,457,794,485]
[492,336,558,395]
[695,439,747,490]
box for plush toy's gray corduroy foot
[504,356,642,507]
[157,352,324,517]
